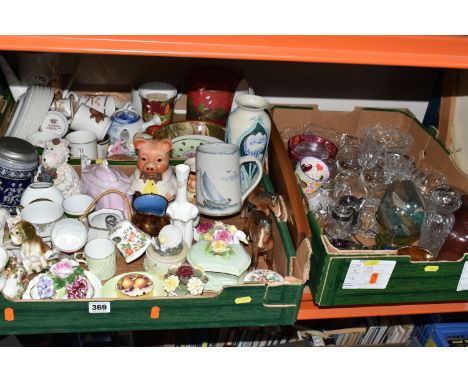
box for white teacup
[21,200,64,238]
[66,130,98,159]
[68,93,116,117]
[62,194,94,218]
[70,104,111,141]
[51,218,87,253]
[77,239,117,281]
[49,98,74,119]
[97,136,110,159]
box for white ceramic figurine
[35,138,81,198]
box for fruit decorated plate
[101,271,165,298]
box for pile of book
[296,317,416,346]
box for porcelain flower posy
[194,221,246,245]
[187,277,204,296]
[210,240,230,254]
[50,259,75,279]
[163,275,180,293]
[163,263,208,296]
[37,275,54,299]
[213,228,233,243]
[66,277,88,299]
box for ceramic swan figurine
[35,138,81,198]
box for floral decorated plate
[171,135,223,161]
[101,271,165,299]
[23,270,102,300]
[152,120,225,141]
[243,269,284,284]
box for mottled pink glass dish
[288,134,338,164]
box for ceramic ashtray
[243,269,284,284]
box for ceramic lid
[0,137,38,164]
[82,161,131,190]
[187,240,251,277]
[138,82,177,99]
[112,109,140,124]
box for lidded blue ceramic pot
[0,137,38,213]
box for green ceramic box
[271,105,468,307]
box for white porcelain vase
[166,164,200,248]
[225,94,271,192]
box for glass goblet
[360,164,386,201]
[336,144,360,175]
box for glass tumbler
[419,187,462,257]
[327,205,354,240]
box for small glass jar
[338,195,365,232]
[327,205,354,240]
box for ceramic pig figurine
[130,135,177,201]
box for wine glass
[336,144,360,175]
[360,164,386,201]
[358,198,380,239]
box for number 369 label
[88,302,111,313]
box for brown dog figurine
[130,134,177,201]
[9,221,55,275]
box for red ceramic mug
[138,82,178,134]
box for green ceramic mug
[75,239,117,281]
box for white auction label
[342,260,396,289]
[88,302,111,313]
[456,262,468,291]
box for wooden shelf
[1,36,468,68]
[298,289,468,320]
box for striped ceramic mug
[77,239,117,281]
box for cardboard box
[0,97,312,335]
[271,105,468,307]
